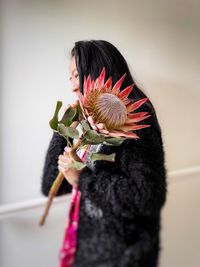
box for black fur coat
[41,112,167,267]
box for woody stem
[39,137,83,226]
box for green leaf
[59,106,76,127]
[67,161,87,170]
[49,102,82,130]
[80,119,91,132]
[73,104,83,121]
[91,153,116,162]
[104,137,125,146]
[57,124,80,139]
[49,101,63,130]
[84,130,105,144]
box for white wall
[1,0,200,204]
[0,0,200,266]
[160,170,200,267]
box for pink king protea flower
[78,68,151,139]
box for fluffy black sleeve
[77,115,167,218]
[41,132,72,196]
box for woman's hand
[63,100,79,113]
[58,147,82,186]
[87,116,109,135]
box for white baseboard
[0,165,199,219]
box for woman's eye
[69,73,79,82]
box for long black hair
[71,40,161,134]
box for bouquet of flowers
[39,68,150,226]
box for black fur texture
[41,113,167,267]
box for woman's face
[69,56,80,94]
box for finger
[99,128,109,134]
[58,165,68,174]
[63,104,71,112]
[63,150,69,156]
[58,156,73,168]
[71,103,77,108]
[58,155,70,163]
[64,147,72,153]
[71,100,79,108]
[96,123,105,130]
[58,161,68,171]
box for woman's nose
[71,79,79,92]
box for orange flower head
[78,68,151,139]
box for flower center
[95,93,127,128]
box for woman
[41,40,167,267]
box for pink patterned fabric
[59,145,90,267]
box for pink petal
[126,115,151,123]
[90,80,95,91]
[118,84,134,99]
[99,128,109,134]
[108,130,139,139]
[124,99,133,106]
[98,67,106,88]
[127,112,149,119]
[112,73,126,94]
[87,116,96,125]
[127,98,148,112]
[77,92,85,106]
[84,108,90,117]
[77,92,87,118]
[103,77,112,92]
[118,124,150,131]
[84,75,92,96]
[88,120,98,130]
[94,77,99,89]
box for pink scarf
[59,145,90,267]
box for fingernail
[97,123,104,130]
